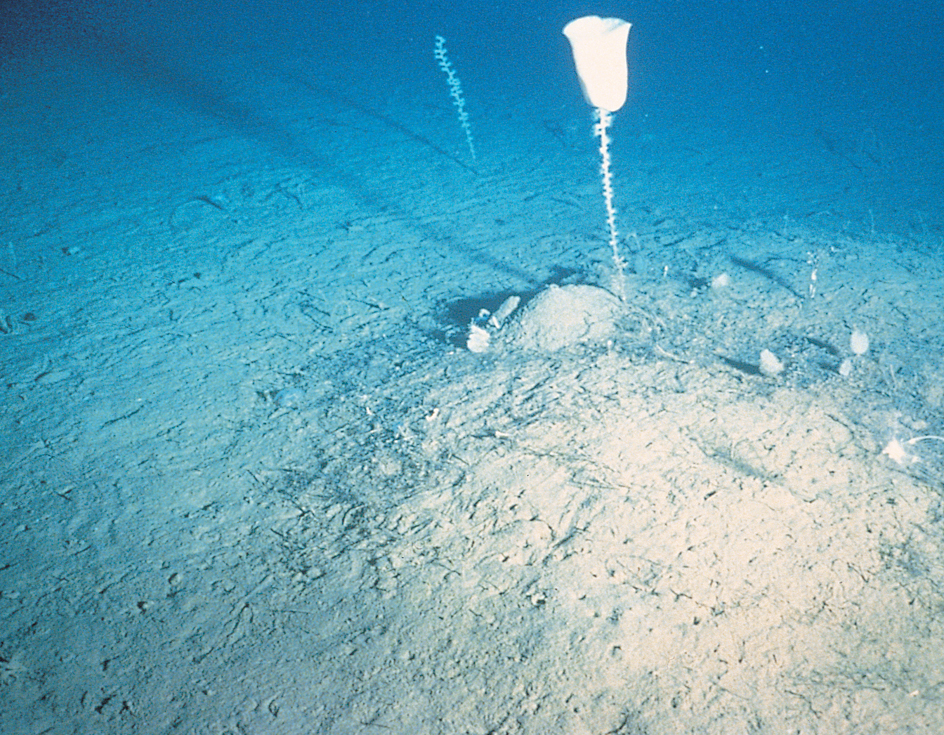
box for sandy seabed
[2,33,944,735]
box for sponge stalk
[594,108,625,299]
[434,35,476,161]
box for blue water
[2,2,944,733]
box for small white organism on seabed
[711,272,731,290]
[839,328,870,377]
[807,251,819,299]
[466,296,521,353]
[850,328,869,356]
[882,435,944,465]
[759,348,784,377]
[466,323,490,353]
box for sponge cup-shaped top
[563,15,632,113]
